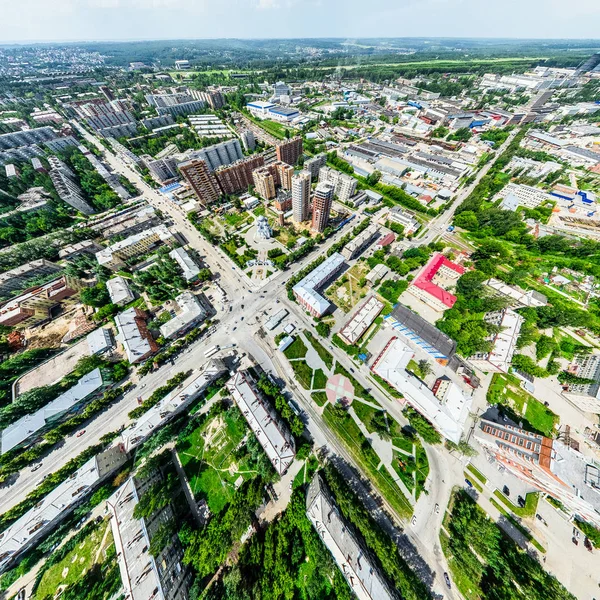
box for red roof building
[376,232,395,249]
[408,253,465,311]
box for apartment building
[306,475,398,600]
[388,207,420,235]
[48,155,96,215]
[240,130,256,152]
[106,276,135,306]
[159,292,207,340]
[114,307,158,364]
[292,170,311,223]
[563,353,600,413]
[318,166,358,203]
[95,225,175,270]
[70,99,138,138]
[276,137,303,166]
[311,182,335,233]
[341,225,379,260]
[0,259,62,297]
[293,252,345,317]
[178,158,221,206]
[214,155,265,195]
[304,153,327,180]
[470,309,524,373]
[189,88,225,109]
[253,167,277,200]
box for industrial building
[292,253,345,317]
[499,182,551,210]
[226,371,295,476]
[388,207,420,235]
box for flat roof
[306,475,398,600]
[120,358,227,452]
[114,308,155,364]
[293,253,345,316]
[338,295,384,345]
[226,372,295,476]
[1,369,103,454]
[159,292,206,339]
[411,253,465,309]
[247,101,275,109]
[169,247,200,281]
[371,338,471,443]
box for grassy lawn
[283,337,308,359]
[313,368,328,390]
[36,521,113,599]
[352,399,384,433]
[489,498,545,553]
[466,463,487,485]
[178,407,253,514]
[323,404,412,519]
[311,391,328,407]
[290,359,313,390]
[254,119,290,140]
[223,211,250,229]
[370,372,403,399]
[304,330,334,369]
[325,263,370,313]
[487,373,559,437]
[439,531,481,600]
[492,490,539,519]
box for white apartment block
[318,166,358,202]
[292,170,311,223]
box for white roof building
[226,372,295,476]
[114,308,156,364]
[169,247,200,282]
[0,445,127,572]
[86,327,114,355]
[498,183,551,210]
[485,278,547,308]
[306,475,398,600]
[366,263,389,286]
[0,369,104,454]
[106,276,135,306]
[293,253,345,317]
[159,292,207,340]
[338,295,384,345]
[120,358,227,452]
[371,338,472,444]
[470,309,524,373]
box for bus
[204,345,220,358]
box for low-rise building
[338,295,384,345]
[366,263,390,287]
[0,369,104,454]
[371,337,471,443]
[226,371,295,476]
[306,475,398,600]
[106,276,135,306]
[407,253,465,312]
[86,327,114,355]
[0,259,62,297]
[95,225,175,270]
[499,183,551,210]
[293,253,346,318]
[114,307,158,364]
[169,247,201,282]
[485,278,547,308]
[58,239,103,260]
[265,308,289,331]
[159,292,207,340]
[470,309,523,373]
[341,225,379,260]
[388,207,420,235]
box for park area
[177,406,257,514]
[34,520,116,600]
[487,373,559,437]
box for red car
[76,430,86,437]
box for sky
[1,0,600,43]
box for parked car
[584,537,593,552]
[443,572,451,588]
[572,537,579,546]
[465,478,473,488]
[31,463,42,473]
[502,485,510,496]
[76,430,86,437]
[435,503,440,514]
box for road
[4,123,527,597]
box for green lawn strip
[352,399,384,433]
[283,337,308,359]
[489,498,546,553]
[392,435,414,453]
[290,360,313,390]
[466,463,487,485]
[464,472,484,493]
[334,362,379,405]
[439,531,481,600]
[574,519,600,548]
[370,373,403,399]
[391,451,415,493]
[492,490,539,518]
[323,405,412,518]
[304,330,334,369]
[313,368,328,390]
[311,391,328,407]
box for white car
[411,515,417,526]
[435,503,440,514]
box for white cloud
[257,0,280,10]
